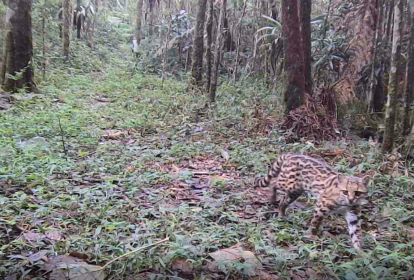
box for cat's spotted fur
[254,153,369,253]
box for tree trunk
[386,0,394,52]
[1,31,15,91]
[0,0,36,92]
[42,5,46,78]
[179,0,185,11]
[260,0,267,17]
[368,0,384,112]
[300,0,312,95]
[233,0,247,81]
[282,0,305,112]
[403,1,414,136]
[148,0,156,36]
[205,0,213,92]
[190,0,208,86]
[383,0,404,152]
[103,0,108,10]
[223,18,232,52]
[62,0,70,59]
[95,0,100,12]
[162,16,172,89]
[134,0,144,46]
[209,0,226,102]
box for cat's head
[337,175,369,206]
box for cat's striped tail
[254,154,287,188]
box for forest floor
[1,35,414,280]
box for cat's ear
[362,176,370,186]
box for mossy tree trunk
[0,0,36,92]
[383,0,403,152]
[62,0,71,59]
[190,0,208,86]
[282,0,305,113]
[205,0,213,92]
[403,0,414,136]
[209,0,226,102]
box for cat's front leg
[345,210,364,255]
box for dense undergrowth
[1,9,414,280]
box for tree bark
[1,0,36,92]
[148,0,156,36]
[300,0,312,96]
[62,0,71,59]
[383,0,404,152]
[1,31,15,91]
[386,0,394,52]
[134,0,144,45]
[205,0,213,92]
[209,0,226,102]
[282,0,305,112]
[179,0,185,11]
[233,0,247,81]
[190,0,208,86]
[368,0,384,112]
[42,4,46,78]
[403,2,414,136]
[162,16,172,89]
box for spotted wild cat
[254,153,369,253]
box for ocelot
[254,153,369,253]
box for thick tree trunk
[190,0,208,86]
[403,3,414,136]
[368,0,384,112]
[300,0,312,96]
[1,0,36,92]
[103,0,108,10]
[62,0,70,59]
[282,0,305,112]
[209,0,226,102]
[383,0,403,152]
[134,0,144,45]
[205,0,213,92]
[1,31,15,91]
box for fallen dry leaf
[124,166,136,172]
[102,130,128,139]
[27,250,49,263]
[43,255,105,280]
[45,230,63,241]
[209,246,262,276]
[171,258,193,274]
[23,232,43,242]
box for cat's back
[279,153,337,176]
